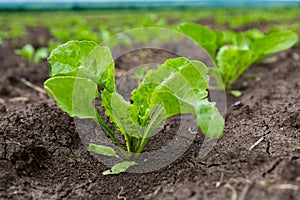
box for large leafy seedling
[44,41,224,174]
[179,23,298,90]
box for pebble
[233,101,244,107]
[291,53,300,61]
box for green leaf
[44,76,98,119]
[252,30,298,59]
[244,28,265,41]
[102,161,136,175]
[216,45,253,89]
[131,57,224,138]
[229,90,242,98]
[179,23,218,60]
[45,42,123,151]
[33,47,49,64]
[195,99,225,138]
[89,144,119,158]
[102,91,142,137]
[48,40,98,77]
[234,34,251,50]
[48,40,115,91]
[220,30,238,46]
[81,45,115,91]
[15,44,35,62]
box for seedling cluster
[44,24,298,174]
[179,23,298,91]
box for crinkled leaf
[81,45,115,91]
[102,91,142,137]
[151,89,224,138]
[179,23,218,59]
[48,41,115,91]
[44,76,98,119]
[102,161,136,175]
[48,40,97,77]
[89,144,119,158]
[217,45,253,89]
[252,30,298,58]
[195,99,225,138]
[131,58,209,126]
[131,57,224,138]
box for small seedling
[44,40,224,174]
[15,44,34,63]
[229,90,242,98]
[15,44,49,64]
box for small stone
[233,101,244,107]
[292,53,300,61]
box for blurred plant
[179,23,298,94]
[15,44,49,64]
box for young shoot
[44,40,224,174]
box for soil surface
[0,21,300,200]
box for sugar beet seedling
[44,40,224,174]
[179,23,298,92]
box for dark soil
[0,21,300,200]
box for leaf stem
[95,112,126,154]
[136,105,166,154]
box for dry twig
[229,177,252,184]
[188,127,198,134]
[8,97,28,102]
[117,186,127,200]
[270,184,299,190]
[238,184,251,200]
[216,172,224,188]
[224,183,237,200]
[20,78,47,95]
[249,137,264,151]
[259,178,278,186]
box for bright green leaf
[102,91,142,137]
[131,57,224,138]
[48,40,97,76]
[102,161,136,175]
[244,28,265,41]
[15,44,34,62]
[252,30,298,59]
[89,144,119,158]
[81,45,115,91]
[220,30,238,46]
[196,99,225,138]
[216,45,253,89]
[179,23,218,60]
[33,47,49,64]
[229,90,242,98]
[44,76,98,119]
